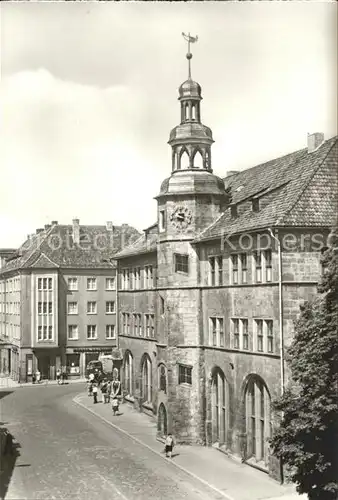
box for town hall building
[114,46,338,478]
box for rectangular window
[145,314,150,338]
[87,301,97,314]
[256,319,264,352]
[209,317,224,347]
[48,302,52,314]
[68,302,78,315]
[265,250,272,282]
[178,364,192,385]
[87,278,97,290]
[38,278,42,290]
[68,325,78,340]
[240,253,247,284]
[233,318,240,349]
[209,257,216,286]
[37,325,42,341]
[87,325,97,339]
[48,325,52,340]
[231,254,238,284]
[254,252,262,282]
[136,313,142,336]
[175,254,189,274]
[242,319,249,350]
[266,320,273,353]
[48,278,52,290]
[159,210,165,232]
[68,277,78,291]
[210,317,217,346]
[217,256,223,286]
[105,277,115,290]
[122,312,127,334]
[126,313,130,335]
[160,296,165,315]
[135,267,141,290]
[144,265,153,288]
[106,301,115,314]
[106,325,116,339]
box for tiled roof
[194,136,338,242]
[113,232,158,259]
[0,224,140,275]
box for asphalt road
[0,384,223,500]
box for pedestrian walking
[105,380,112,404]
[100,379,108,403]
[36,370,41,384]
[164,433,175,458]
[112,397,119,416]
[56,368,61,385]
[92,384,98,404]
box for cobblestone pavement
[0,384,229,500]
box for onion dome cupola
[169,34,214,173]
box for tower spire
[182,32,198,79]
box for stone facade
[114,59,337,479]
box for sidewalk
[74,392,307,500]
[0,376,87,389]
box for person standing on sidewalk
[100,379,108,403]
[92,384,98,404]
[36,370,41,384]
[56,368,61,385]
[164,434,175,458]
[105,380,112,404]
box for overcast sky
[1,1,337,247]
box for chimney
[226,170,240,178]
[106,221,113,231]
[72,218,80,245]
[36,228,44,234]
[44,224,51,230]
[51,220,58,225]
[307,132,324,153]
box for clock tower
[155,35,229,443]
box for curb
[73,394,235,500]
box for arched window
[159,364,167,393]
[211,368,228,446]
[245,376,271,465]
[191,105,196,120]
[193,150,204,169]
[141,355,152,403]
[180,150,190,170]
[123,351,133,396]
[185,103,189,120]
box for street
[0,384,224,500]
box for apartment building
[0,220,139,381]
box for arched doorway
[245,375,271,465]
[211,368,228,446]
[157,403,167,437]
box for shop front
[31,348,62,381]
[66,347,112,378]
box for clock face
[170,205,192,231]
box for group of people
[87,373,120,415]
[56,368,67,385]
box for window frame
[174,253,189,274]
[178,364,192,385]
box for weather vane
[182,32,198,79]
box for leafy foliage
[270,225,338,500]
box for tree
[270,225,338,500]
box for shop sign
[73,347,111,354]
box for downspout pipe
[268,228,285,396]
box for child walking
[112,397,119,416]
[165,433,174,458]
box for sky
[1,1,337,248]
